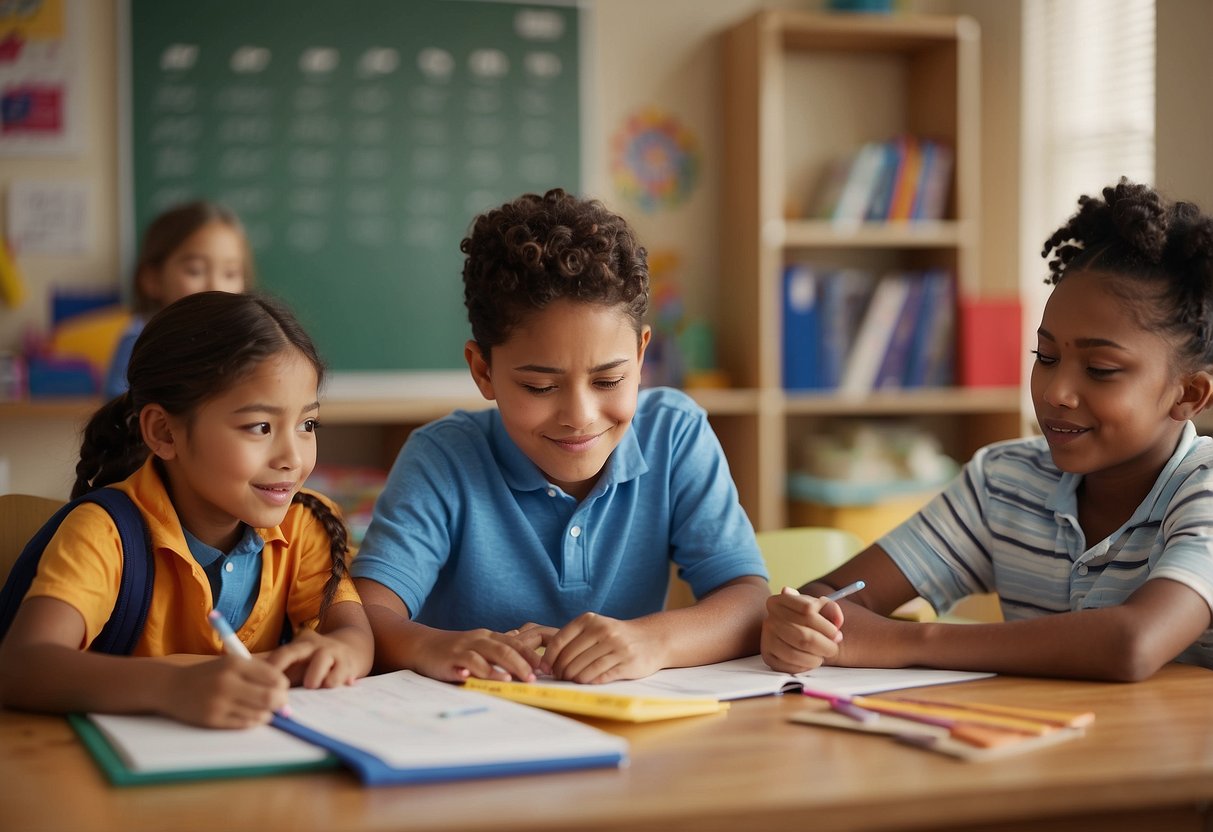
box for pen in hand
[207,609,252,659]
[208,609,291,717]
[823,580,866,602]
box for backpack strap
[0,489,155,655]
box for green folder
[68,714,340,787]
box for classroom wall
[1156,0,1213,209]
[3,0,815,497]
[3,0,1200,499]
[0,0,120,356]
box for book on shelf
[958,296,1021,387]
[886,137,923,221]
[839,272,913,394]
[863,138,903,221]
[806,137,954,223]
[817,268,876,390]
[73,670,628,787]
[903,269,956,388]
[873,274,928,390]
[781,267,956,393]
[467,655,992,721]
[781,263,825,390]
[911,141,954,221]
[831,141,887,226]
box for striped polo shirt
[880,421,1213,669]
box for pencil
[208,610,292,718]
[886,696,1095,728]
[207,609,252,659]
[824,580,865,602]
[849,696,1058,736]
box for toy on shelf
[641,251,728,390]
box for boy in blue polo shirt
[353,189,769,684]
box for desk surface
[3,664,1212,832]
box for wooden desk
[3,665,1211,832]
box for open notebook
[463,655,993,721]
[74,671,627,786]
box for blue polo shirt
[880,422,1213,669]
[183,524,263,630]
[351,387,766,631]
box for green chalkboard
[126,0,582,370]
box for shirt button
[547,489,556,497]
[570,526,581,538]
[1077,564,1088,576]
[225,561,235,573]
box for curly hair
[460,188,649,358]
[1042,178,1213,371]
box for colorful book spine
[886,137,922,221]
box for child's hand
[264,629,362,689]
[415,627,545,683]
[761,587,845,674]
[539,613,661,684]
[162,655,289,729]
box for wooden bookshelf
[716,9,1022,531]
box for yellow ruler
[463,678,728,723]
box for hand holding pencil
[153,610,292,730]
[760,581,864,673]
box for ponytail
[72,392,148,499]
[291,491,351,617]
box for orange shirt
[27,458,359,656]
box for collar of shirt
[126,458,289,558]
[1045,421,1199,525]
[182,523,263,568]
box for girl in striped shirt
[763,179,1213,681]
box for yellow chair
[0,494,64,581]
[759,527,1002,622]
[665,526,864,609]
[756,526,865,593]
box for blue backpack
[0,489,154,654]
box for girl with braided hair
[0,291,372,726]
[762,179,1213,680]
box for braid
[72,393,148,499]
[291,491,351,617]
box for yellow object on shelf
[788,491,932,546]
[0,240,26,307]
[49,306,133,375]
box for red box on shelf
[958,298,1022,387]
